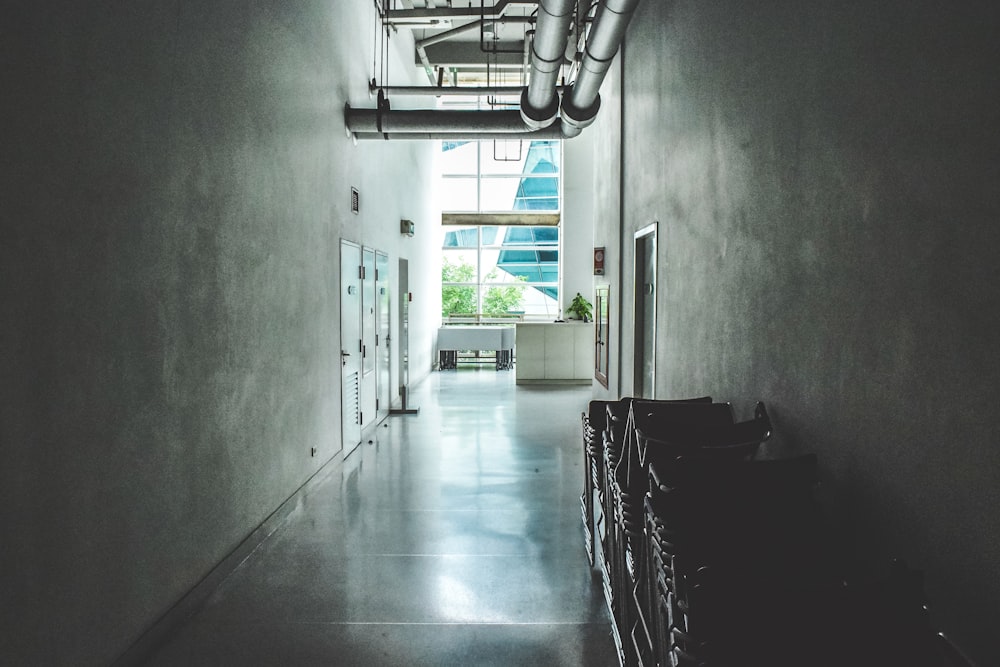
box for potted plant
[566,292,593,322]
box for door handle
[341,350,351,366]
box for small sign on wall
[594,247,605,275]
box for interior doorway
[391,258,418,415]
[376,251,390,424]
[633,223,657,398]
[361,248,377,429]
[340,240,362,453]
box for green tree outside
[442,257,476,316]
[442,258,525,317]
[482,270,526,316]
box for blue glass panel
[504,228,533,244]
[533,227,558,243]
[442,140,472,152]
[525,140,560,172]
[498,250,537,263]
[443,228,478,248]
[513,176,559,211]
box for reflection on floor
[145,368,616,666]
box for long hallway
[144,369,616,666]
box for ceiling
[383,1,586,93]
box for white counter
[515,321,593,384]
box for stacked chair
[649,453,833,666]
[580,397,971,667]
[581,402,605,567]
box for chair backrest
[634,401,773,469]
[631,400,732,470]
[626,398,719,490]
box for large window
[442,225,559,318]
[441,140,560,212]
[440,139,561,319]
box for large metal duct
[560,0,640,137]
[519,0,577,130]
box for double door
[340,241,390,453]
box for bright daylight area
[440,138,562,320]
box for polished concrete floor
[145,369,617,666]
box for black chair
[648,454,830,667]
[628,401,777,666]
[580,400,609,567]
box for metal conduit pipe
[351,127,564,141]
[370,85,565,97]
[560,0,640,137]
[520,0,577,130]
[345,106,542,134]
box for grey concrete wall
[589,55,624,401]
[0,2,435,664]
[562,131,597,321]
[597,1,1000,662]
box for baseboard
[111,451,346,666]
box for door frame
[340,239,363,454]
[633,223,657,398]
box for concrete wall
[562,132,597,320]
[589,53,624,400]
[596,1,1000,662]
[0,2,436,664]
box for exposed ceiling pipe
[370,84,565,97]
[519,0,576,130]
[560,0,639,137]
[349,0,640,141]
[351,128,563,141]
[346,106,548,134]
[386,0,537,23]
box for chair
[647,454,829,667]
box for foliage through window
[441,226,559,318]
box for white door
[360,247,377,429]
[376,251,391,423]
[340,240,362,453]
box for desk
[438,325,515,370]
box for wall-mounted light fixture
[400,219,415,236]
